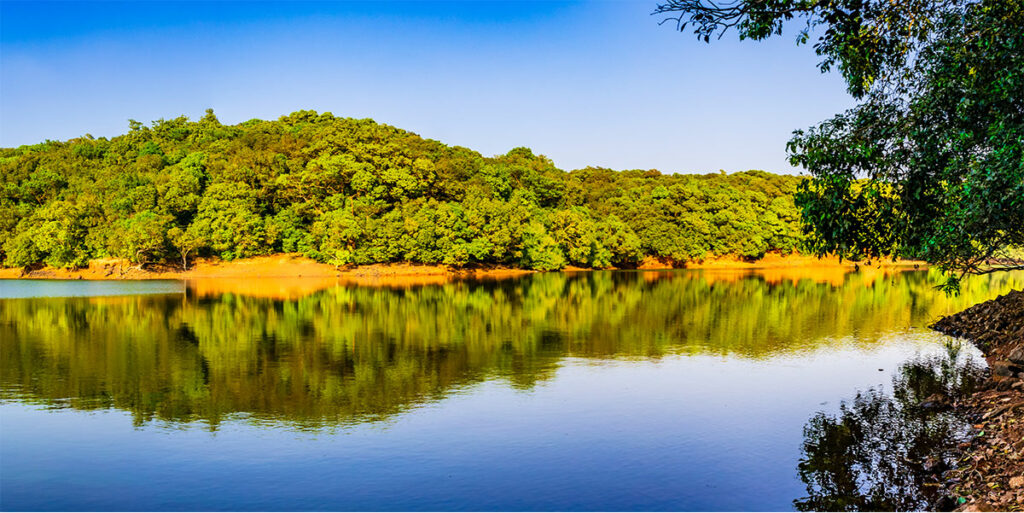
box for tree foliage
[0,110,803,270]
[657,0,1024,290]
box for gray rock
[991,361,1022,378]
[1008,345,1024,365]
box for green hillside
[0,110,803,270]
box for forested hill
[0,110,803,271]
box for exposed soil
[0,252,925,283]
[0,254,533,281]
[932,290,1024,511]
[638,252,924,270]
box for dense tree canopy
[0,110,803,270]
[657,0,1024,290]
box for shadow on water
[795,341,985,512]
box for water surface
[1,269,1019,511]
[0,278,183,298]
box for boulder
[991,361,1022,378]
[1008,345,1024,365]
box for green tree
[115,211,171,266]
[167,224,207,270]
[157,151,206,220]
[550,207,600,267]
[16,201,92,268]
[656,0,1024,290]
[522,221,566,271]
[596,215,644,267]
[191,183,266,260]
[309,205,363,266]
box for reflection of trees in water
[795,343,984,511]
[0,270,1018,428]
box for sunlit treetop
[658,0,1024,291]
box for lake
[1,268,1020,511]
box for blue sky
[0,1,853,174]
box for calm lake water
[1,269,1021,511]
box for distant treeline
[0,110,803,270]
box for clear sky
[0,0,853,174]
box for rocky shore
[932,289,1024,511]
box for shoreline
[0,252,925,282]
[0,254,532,281]
[931,290,1024,511]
